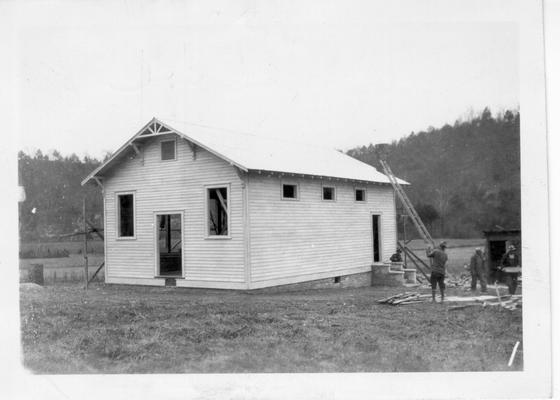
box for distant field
[20,240,105,256]
[20,283,522,373]
[19,254,104,269]
[404,238,486,277]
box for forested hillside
[18,151,104,241]
[18,107,519,241]
[347,107,520,238]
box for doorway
[372,214,381,262]
[156,213,183,277]
[488,240,507,283]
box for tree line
[18,107,520,241]
[347,107,520,238]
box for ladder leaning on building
[377,155,435,281]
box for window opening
[355,189,365,201]
[118,194,134,237]
[323,186,335,201]
[208,187,229,236]
[282,184,297,199]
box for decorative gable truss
[138,121,173,137]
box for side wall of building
[103,134,247,289]
[246,173,397,289]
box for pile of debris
[377,292,431,305]
[446,275,471,288]
[482,295,523,310]
[377,291,523,311]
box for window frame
[205,184,231,239]
[281,181,300,201]
[321,184,336,202]
[160,138,177,162]
[116,191,136,240]
[354,187,367,202]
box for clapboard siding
[247,174,396,285]
[103,134,245,285]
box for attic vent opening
[161,139,176,161]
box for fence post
[83,198,88,290]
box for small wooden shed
[483,229,521,283]
[82,118,404,289]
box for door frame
[371,212,383,263]
[153,210,185,277]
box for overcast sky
[14,0,519,159]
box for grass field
[20,283,522,373]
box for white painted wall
[101,134,396,290]
[103,134,246,288]
[246,174,396,288]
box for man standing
[500,244,521,294]
[469,247,487,293]
[426,241,448,303]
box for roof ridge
[157,117,342,152]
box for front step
[164,278,177,287]
[371,263,405,286]
[403,268,417,284]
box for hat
[475,247,482,252]
[508,244,516,250]
[439,241,447,249]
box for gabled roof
[82,117,408,186]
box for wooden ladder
[378,158,435,248]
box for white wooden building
[82,118,405,289]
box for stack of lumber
[377,292,430,305]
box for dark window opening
[161,140,176,160]
[355,189,365,201]
[334,276,341,284]
[282,184,297,199]
[323,186,335,201]
[118,194,134,237]
[208,187,228,236]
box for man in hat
[390,248,403,262]
[500,244,521,294]
[426,241,448,303]
[469,247,487,292]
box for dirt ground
[19,283,522,374]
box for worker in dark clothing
[500,244,521,294]
[390,248,403,262]
[426,241,448,303]
[469,247,487,292]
